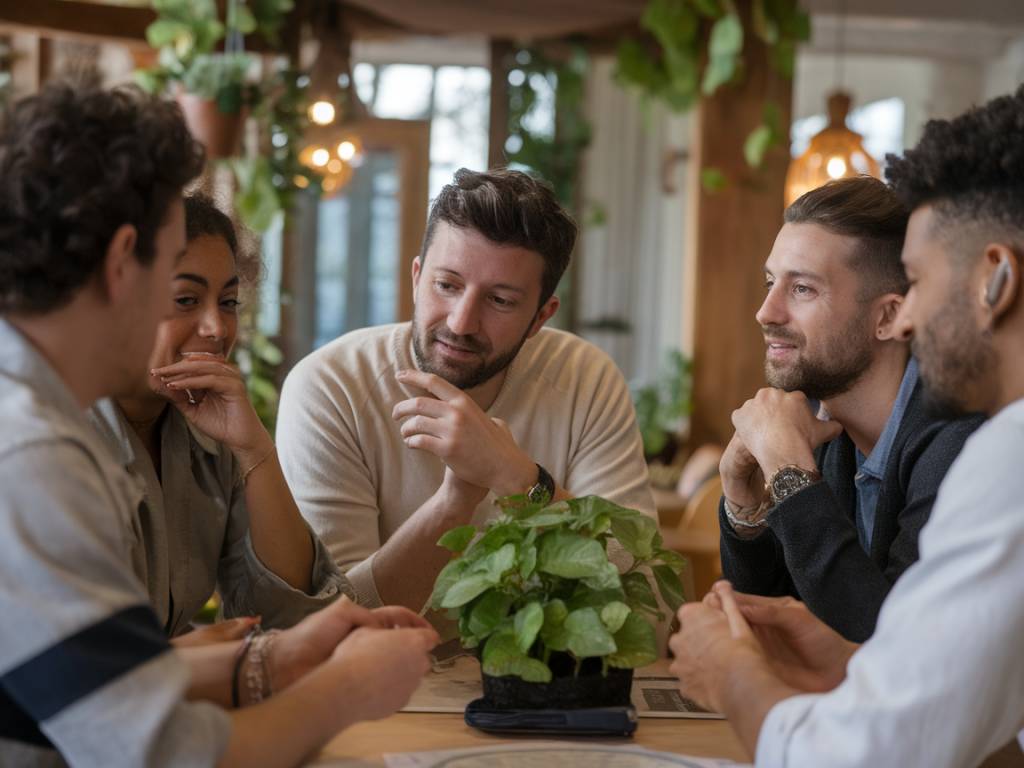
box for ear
[873,293,905,342]
[100,224,139,305]
[411,255,422,305]
[980,244,1019,325]
[527,295,560,338]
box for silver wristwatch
[766,464,822,506]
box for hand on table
[668,581,772,713]
[151,354,270,464]
[327,625,438,721]
[722,585,857,692]
[392,370,536,497]
[731,388,841,480]
[270,597,437,691]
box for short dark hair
[886,86,1024,257]
[785,176,910,299]
[0,82,205,314]
[420,167,577,307]
[184,192,261,286]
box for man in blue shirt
[717,176,981,642]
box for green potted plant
[430,494,685,710]
[137,0,292,158]
[632,349,693,466]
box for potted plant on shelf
[137,0,292,159]
[430,494,686,710]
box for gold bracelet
[240,445,276,485]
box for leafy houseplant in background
[431,495,685,709]
[632,349,693,468]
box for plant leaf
[610,514,658,560]
[654,548,688,574]
[621,571,662,618]
[700,167,728,193]
[437,525,476,553]
[482,632,552,683]
[440,573,495,609]
[469,542,517,582]
[519,544,537,580]
[564,607,618,658]
[744,123,774,168]
[600,601,631,634]
[468,590,514,639]
[540,599,570,652]
[513,601,544,653]
[582,560,623,591]
[653,563,686,614]
[537,530,608,579]
[430,558,468,609]
[606,612,658,668]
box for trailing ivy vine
[615,0,810,190]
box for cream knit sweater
[277,323,656,607]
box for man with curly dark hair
[669,87,1024,767]
[0,83,437,768]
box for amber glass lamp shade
[785,91,880,206]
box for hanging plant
[615,0,810,188]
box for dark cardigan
[719,383,983,642]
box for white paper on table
[382,741,749,768]
[401,657,722,720]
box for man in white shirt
[668,88,1024,766]
[278,168,654,610]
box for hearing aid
[985,257,1013,307]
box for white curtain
[576,56,692,387]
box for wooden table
[314,711,748,765]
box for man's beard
[913,290,996,419]
[411,318,532,391]
[763,315,874,400]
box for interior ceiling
[338,0,1022,38]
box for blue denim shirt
[854,358,919,552]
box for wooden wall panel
[687,3,793,446]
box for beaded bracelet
[231,625,261,708]
[244,628,281,705]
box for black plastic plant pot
[481,655,634,711]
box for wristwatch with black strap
[526,463,555,504]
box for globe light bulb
[337,140,357,161]
[308,101,336,126]
[826,156,847,179]
[311,148,330,167]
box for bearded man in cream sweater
[277,168,655,610]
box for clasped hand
[721,388,841,507]
[391,370,536,498]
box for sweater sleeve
[764,417,979,642]
[276,352,386,607]
[718,499,796,598]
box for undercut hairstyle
[420,167,577,307]
[0,82,205,314]
[184,193,261,286]
[886,86,1024,262]
[785,176,910,300]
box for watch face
[771,468,815,502]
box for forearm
[179,641,243,707]
[218,663,359,768]
[240,442,315,593]
[719,653,801,758]
[372,486,478,609]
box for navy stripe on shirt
[0,604,169,730]
[0,684,52,747]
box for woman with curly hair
[89,193,352,642]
